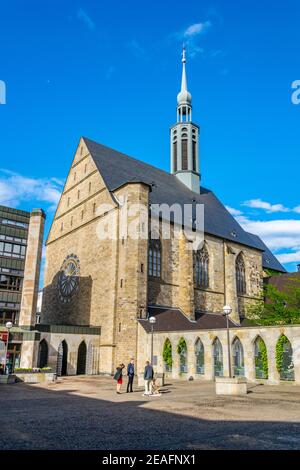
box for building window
[77,190,80,200]
[148,237,161,278]
[89,181,91,192]
[213,337,223,377]
[163,338,172,372]
[181,139,188,170]
[276,335,294,381]
[192,140,197,172]
[173,141,177,172]
[0,242,26,259]
[254,336,268,379]
[236,253,246,295]
[195,338,204,374]
[93,203,96,214]
[178,338,187,373]
[232,337,244,376]
[194,246,209,288]
[67,197,70,207]
[0,275,22,291]
[85,163,87,173]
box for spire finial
[182,45,186,64]
[181,46,187,92]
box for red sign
[0,332,8,342]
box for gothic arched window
[232,337,244,376]
[194,246,209,288]
[148,236,161,278]
[236,253,246,295]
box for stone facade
[40,138,273,376]
[19,209,45,327]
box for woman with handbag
[113,363,125,394]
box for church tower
[170,48,200,193]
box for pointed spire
[177,47,191,106]
[181,46,187,92]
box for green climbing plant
[163,339,173,368]
[259,339,269,378]
[177,337,187,355]
[276,335,289,373]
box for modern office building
[0,205,45,371]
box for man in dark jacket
[143,360,154,395]
[126,358,135,393]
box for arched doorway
[277,335,294,381]
[254,336,268,379]
[232,337,244,376]
[56,340,68,376]
[76,341,87,375]
[37,339,48,369]
[213,338,223,377]
[195,338,204,374]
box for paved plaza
[1,376,300,450]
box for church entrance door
[76,341,87,375]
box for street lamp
[149,316,156,365]
[222,306,232,378]
[4,321,13,376]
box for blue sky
[0,0,299,273]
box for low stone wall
[137,323,300,385]
[15,372,56,384]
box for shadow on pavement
[0,381,299,450]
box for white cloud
[243,198,300,214]
[243,198,290,213]
[0,169,63,211]
[184,22,211,37]
[225,206,243,216]
[171,21,211,58]
[126,40,147,60]
[236,216,300,254]
[277,251,300,264]
[77,8,95,31]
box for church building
[34,50,300,384]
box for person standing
[113,363,125,394]
[143,360,154,396]
[126,358,135,393]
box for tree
[247,279,300,326]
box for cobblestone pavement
[1,376,300,450]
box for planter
[0,374,16,385]
[215,376,247,396]
[15,372,56,384]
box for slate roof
[139,306,238,332]
[84,137,285,273]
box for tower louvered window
[192,140,197,172]
[182,140,188,170]
[173,142,177,172]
